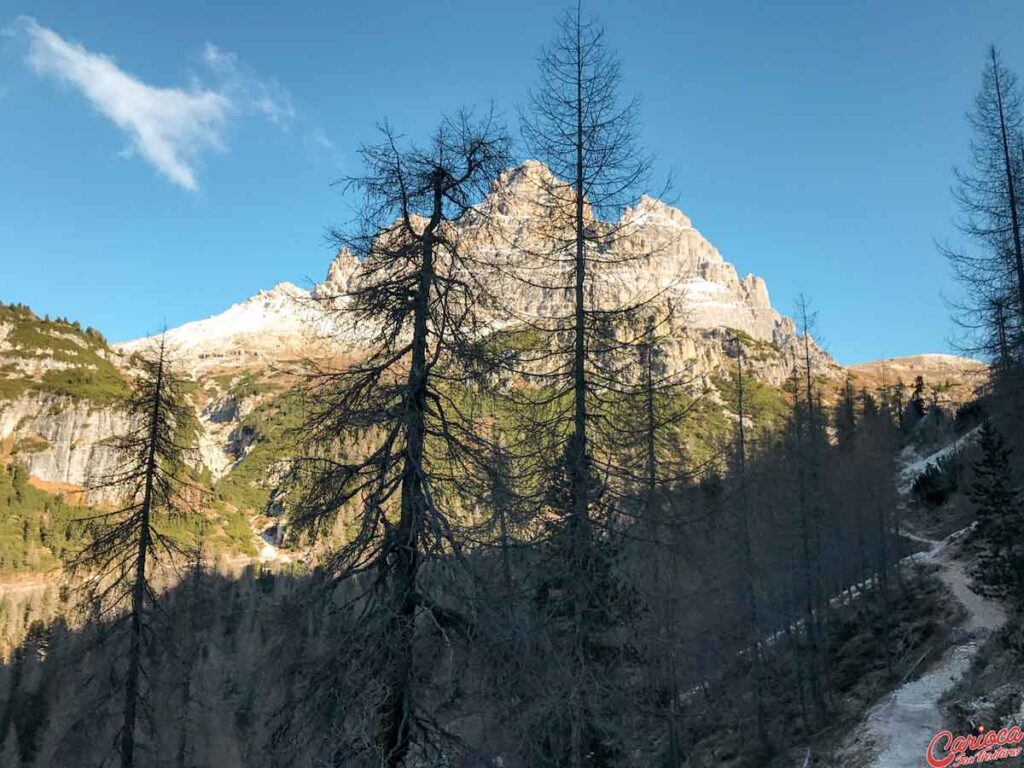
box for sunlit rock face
[2,164,843,501]
[469,164,796,344]
[454,161,834,382]
[118,161,836,384]
[310,246,360,301]
[0,392,127,490]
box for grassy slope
[0,303,129,404]
[0,458,260,576]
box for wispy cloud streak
[13,17,294,190]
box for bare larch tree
[945,46,1024,367]
[288,112,509,767]
[729,335,767,749]
[75,335,198,768]
[504,4,665,765]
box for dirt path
[837,528,1006,767]
[0,578,54,595]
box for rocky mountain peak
[484,160,594,222]
[621,194,693,231]
[114,163,838,383]
[496,159,557,196]
[262,282,307,300]
[311,247,360,300]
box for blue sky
[1,0,1022,364]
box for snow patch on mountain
[115,282,348,371]
[124,282,309,348]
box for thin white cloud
[307,129,334,152]
[201,43,294,128]
[306,127,343,169]
[13,16,294,190]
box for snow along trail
[836,526,1006,768]
[897,426,981,494]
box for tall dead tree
[289,112,509,767]
[945,46,1024,366]
[792,297,828,726]
[74,335,198,768]
[865,390,897,678]
[620,313,702,766]
[730,336,767,749]
[511,5,659,765]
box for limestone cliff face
[1,316,269,492]
[0,306,132,493]
[310,246,360,301]
[0,386,255,493]
[306,160,837,382]
[0,393,127,490]
[119,161,835,385]
[194,389,261,481]
[466,162,810,349]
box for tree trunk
[991,48,1024,330]
[380,183,441,768]
[994,298,1010,369]
[735,346,766,746]
[797,320,827,724]
[121,348,163,768]
[569,14,592,768]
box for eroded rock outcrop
[0,393,127,490]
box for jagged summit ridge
[311,246,360,301]
[622,194,693,231]
[468,161,790,343]
[119,162,817,375]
